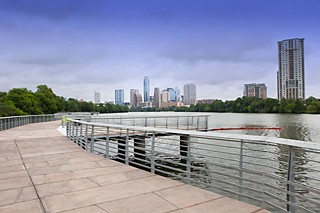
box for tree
[0,92,25,116]
[65,98,80,112]
[306,99,320,114]
[7,88,42,114]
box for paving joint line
[13,139,47,213]
[165,196,226,213]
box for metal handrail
[0,114,58,131]
[66,118,320,213]
[63,113,210,131]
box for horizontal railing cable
[65,117,320,213]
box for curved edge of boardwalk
[0,121,270,213]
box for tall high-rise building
[277,38,305,100]
[143,76,150,102]
[130,89,138,107]
[153,87,160,108]
[175,87,181,102]
[167,88,176,102]
[94,91,100,104]
[130,89,142,107]
[134,92,143,107]
[183,84,197,105]
[160,90,169,108]
[115,89,124,105]
[243,83,267,99]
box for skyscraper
[160,90,169,108]
[143,76,150,102]
[183,84,197,105]
[175,87,181,102]
[134,91,143,107]
[243,83,267,99]
[94,91,100,104]
[153,87,160,108]
[115,89,124,105]
[130,89,142,107]
[277,38,305,100]
[130,89,138,107]
[167,88,176,102]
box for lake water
[207,113,320,142]
[95,112,320,212]
[121,112,320,142]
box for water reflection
[276,145,309,188]
[241,124,271,136]
[276,114,311,141]
[273,115,310,197]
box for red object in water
[209,127,283,131]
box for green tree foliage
[0,92,25,116]
[35,85,65,114]
[156,97,319,114]
[0,85,130,116]
[7,88,43,115]
[305,97,320,114]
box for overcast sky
[0,0,319,102]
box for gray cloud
[160,32,275,64]
[0,0,114,21]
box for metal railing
[66,119,320,213]
[55,112,93,122]
[59,113,209,131]
[89,115,209,131]
[0,115,58,131]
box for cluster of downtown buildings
[95,77,197,108]
[127,77,197,108]
[244,38,305,100]
[95,38,306,107]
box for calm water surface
[99,112,320,212]
[123,112,320,142]
[208,113,320,142]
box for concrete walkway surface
[0,121,270,213]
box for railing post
[75,123,79,145]
[105,126,110,158]
[79,124,83,148]
[187,117,190,130]
[166,117,168,129]
[177,117,179,129]
[69,121,73,140]
[145,118,147,127]
[125,128,129,165]
[287,146,296,213]
[72,122,76,143]
[205,116,208,131]
[239,140,244,200]
[90,125,95,153]
[84,124,89,150]
[186,136,191,184]
[197,117,200,131]
[151,132,155,174]
[66,120,69,137]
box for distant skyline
[0,0,319,102]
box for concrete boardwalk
[0,121,269,213]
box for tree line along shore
[1,85,320,117]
